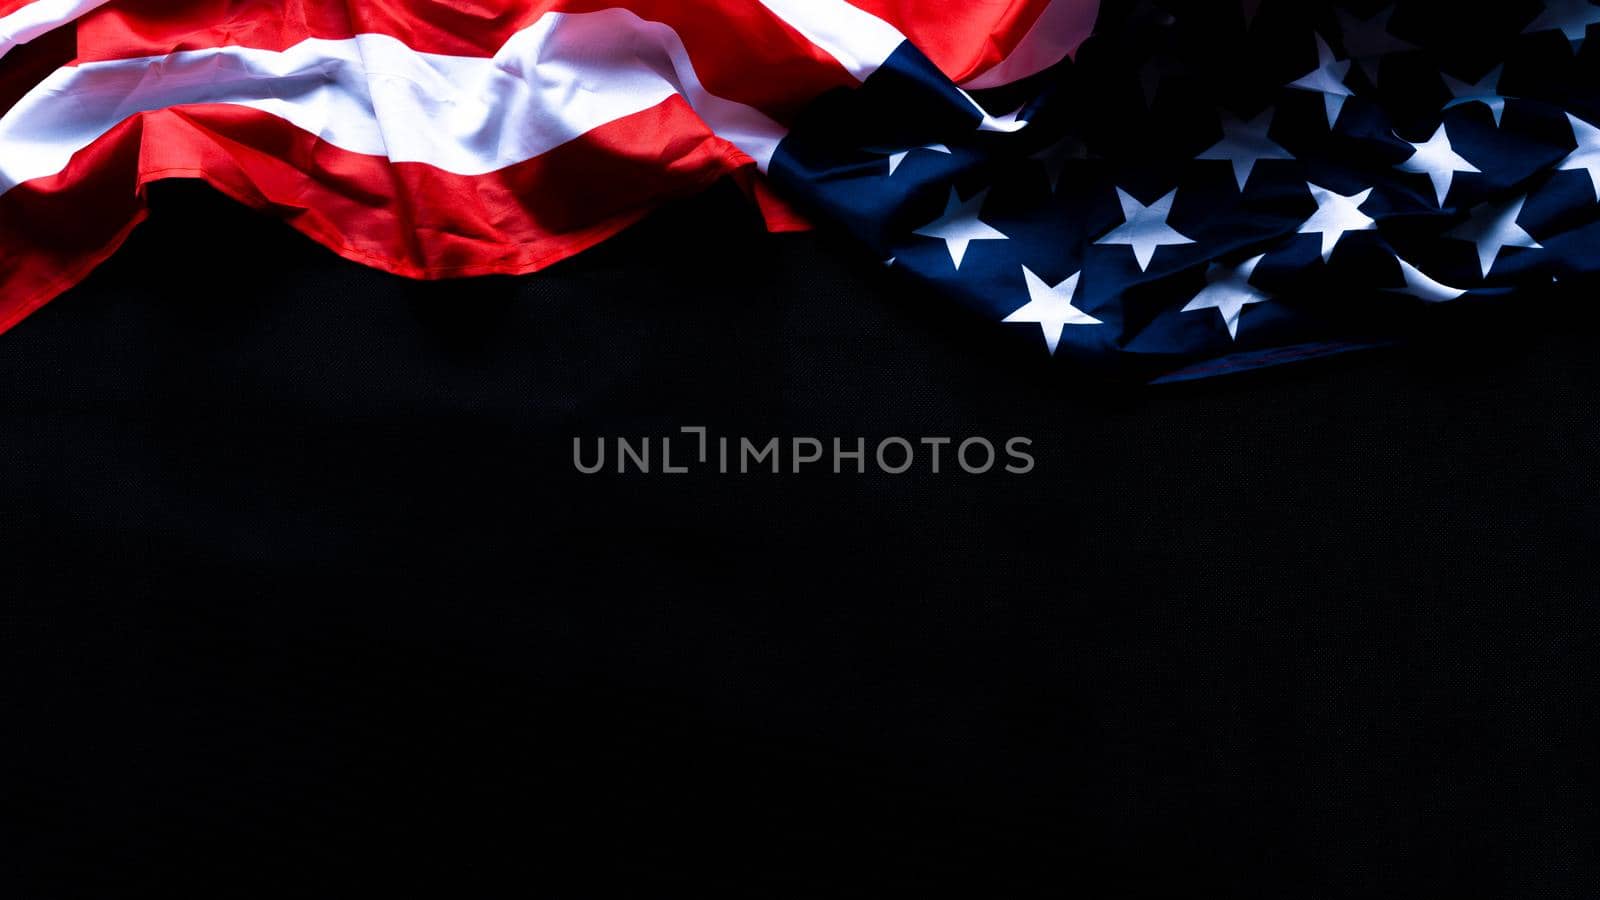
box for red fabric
[73,0,858,123]
[0,23,72,115]
[733,168,813,233]
[0,96,755,331]
[848,0,1079,83]
[0,0,1087,334]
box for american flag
[4,0,1600,381]
[0,1,1094,327]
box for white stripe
[0,8,787,196]
[756,0,906,81]
[0,0,111,60]
[961,0,1099,89]
[758,0,1094,88]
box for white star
[959,88,1029,133]
[1299,183,1376,261]
[1390,257,1467,302]
[885,143,951,176]
[1289,34,1355,128]
[1182,254,1270,339]
[1523,0,1600,46]
[1442,66,1509,126]
[979,105,1029,133]
[1004,267,1102,354]
[1032,136,1089,191]
[1560,112,1600,199]
[1094,188,1196,271]
[1195,109,1294,190]
[1447,195,1542,276]
[913,188,1009,269]
[1335,6,1417,82]
[1396,123,1480,206]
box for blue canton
[768,0,1600,381]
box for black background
[6,181,1600,897]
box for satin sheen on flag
[767,0,1600,379]
[5,1,1600,380]
[0,0,1094,331]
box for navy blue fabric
[769,0,1600,380]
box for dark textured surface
[5,180,1600,897]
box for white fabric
[756,0,906,81]
[759,0,1089,88]
[0,0,112,60]
[962,0,1096,88]
[0,8,788,195]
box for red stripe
[0,96,755,334]
[73,0,857,123]
[0,114,146,335]
[0,20,72,115]
[846,0,1058,83]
